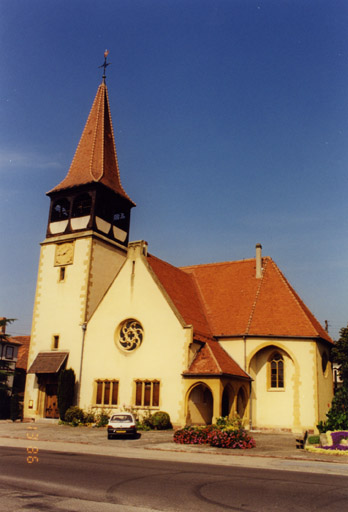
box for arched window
[270,353,284,388]
[51,199,70,221]
[72,193,92,218]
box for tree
[57,368,76,420]
[332,326,348,384]
[317,326,348,432]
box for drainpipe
[77,322,87,407]
[249,380,253,431]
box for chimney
[256,244,262,279]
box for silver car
[107,413,137,439]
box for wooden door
[45,384,59,419]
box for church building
[24,67,333,432]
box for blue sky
[1,0,347,340]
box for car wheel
[107,434,113,440]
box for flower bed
[173,425,255,449]
[321,431,348,452]
[305,430,348,456]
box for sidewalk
[1,421,348,476]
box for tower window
[51,199,70,222]
[269,353,284,389]
[52,335,59,350]
[59,267,66,282]
[72,193,92,218]
[113,211,128,229]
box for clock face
[55,243,74,266]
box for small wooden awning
[28,352,68,374]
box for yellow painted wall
[24,233,127,419]
[79,244,189,426]
[316,341,333,425]
[86,237,127,320]
[220,336,332,432]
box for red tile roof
[147,254,212,338]
[184,339,250,379]
[147,253,332,344]
[49,82,135,205]
[10,336,30,370]
[183,257,332,343]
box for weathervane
[99,50,110,82]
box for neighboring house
[23,72,333,432]
[0,318,21,395]
[11,335,30,399]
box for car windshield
[111,415,132,422]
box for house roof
[48,82,135,206]
[184,339,250,379]
[147,253,332,344]
[10,336,30,370]
[28,352,68,374]
[0,336,22,346]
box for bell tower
[46,78,135,245]
[24,55,135,419]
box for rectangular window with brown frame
[134,380,160,407]
[59,267,66,282]
[52,335,59,350]
[95,380,119,406]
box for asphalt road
[2,446,348,512]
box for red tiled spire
[49,82,135,205]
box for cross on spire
[99,49,110,83]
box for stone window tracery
[118,319,143,351]
[269,352,284,388]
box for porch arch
[186,382,214,425]
[236,386,247,419]
[221,383,235,418]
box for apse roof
[147,253,332,344]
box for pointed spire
[49,81,135,206]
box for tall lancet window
[269,353,284,388]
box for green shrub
[136,421,151,431]
[0,389,10,419]
[151,411,172,430]
[84,410,96,424]
[57,369,76,420]
[317,386,348,433]
[215,415,242,430]
[95,411,110,427]
[308,435,320,445]
[64,406,84,424]
[10,394,22,421]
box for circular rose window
[117,319,143,351]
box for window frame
[52,335,60,350]
[134,380,160,408]
[94,380,119,407]
[5,345,14,360]
[268,352,285,390]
